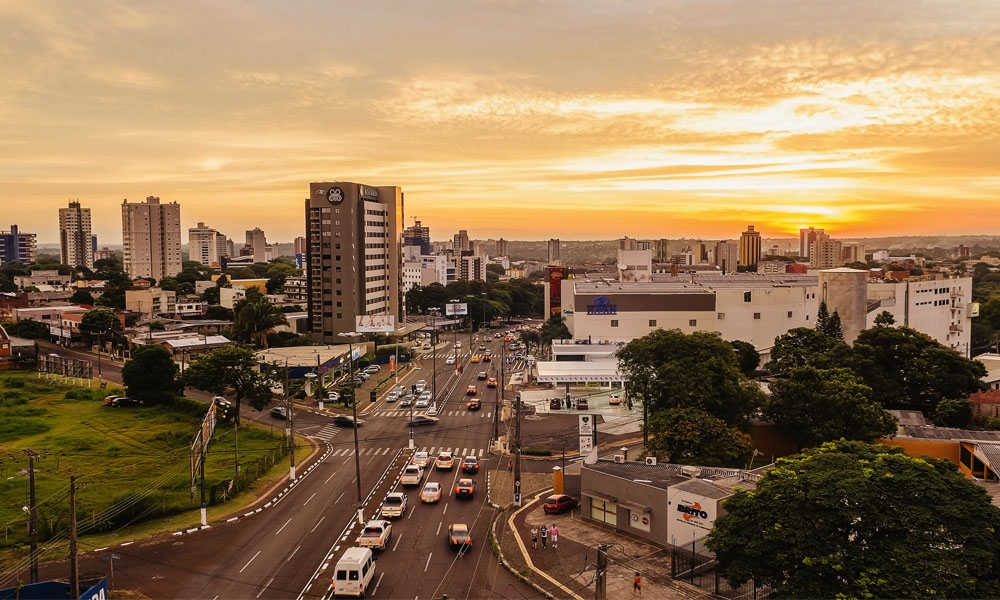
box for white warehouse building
[553,267,973,358]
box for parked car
[364,364,381,374]
[461,456,480,473]
[113,397,142,407]
[327,390,341,403]
[576,398,589,410]
[549,398,563,410]
[608,393,622,405]
[448,523,472,549]
[356,519,392,551]
[103,395,121,406]
[420,481,442,503]
[543,494,579,514]
[454,478,475,498]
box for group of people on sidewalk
[528,523,559,549]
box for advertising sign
[445,303,468,316]
[579,434,593,454]
[356,314,395,332]
[579,414,594,436]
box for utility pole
[25,449,39,583]
[595,543,608,600]
[287,360,296,480]
[513,392,522,506]
[494,341,502,442]
[69,475,78,594]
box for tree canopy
[233,297,287,348]
[706,440,1000,598]
[765,327,854,375]
[121,345,182,405]
[182,346,274,423]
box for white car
[415,397,430,409]
[380,492,407,518]
[445,355,456,365]
[422,342,432,350]
[356,519,392,550]
[327,390,340,402]
[412,451,430,468]
[401,464,424,486]
[427,404,438,416]
[415,380,427,393]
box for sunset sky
[3,1,1000,245]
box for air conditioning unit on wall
[645,456,657,466]
[613,454,625,463]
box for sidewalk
[489,471,712,600]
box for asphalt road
[28,329,539,599]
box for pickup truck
[380,492,407,518]
[400,464,424,486]
[356,519,392,550]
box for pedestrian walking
[507,459,513,472]
[540,524,548,548]
[633,572,642,596]
[530,527,538,549]
[550,524,559,548]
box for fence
[670,535,773,599]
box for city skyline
[4,1,1000,244]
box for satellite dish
[617,263,628,270]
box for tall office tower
[715,240,738,272]
[294,236,307,255]
[453,230,470,254]
[618,236,637,251]
[403,220,432,255]
[459,254,486,281]
[738,225,761,269]
[842,243,865,263]
[811,239,844,269]
[58,201,94,269]
[245,227,267,261]
[496,238,508,257]
[305,181,403,343]
[547,238,560,263]
[799,227,827,260]
[188,222,224,267]
[0,225,37,266]
[654,239,671,263]
[121,196,182,280]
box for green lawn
[0,371,294,569]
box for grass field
[0,371,296,572]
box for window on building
[744,291,752,302]
[590,499,617,526]
[753,312,761,319]
[648,320,656,327]
[611,320,619,327]
[688,319,697,327]
[788,311,793,318]
[717,312,725,319]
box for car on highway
[380,492,407,518]
[420,481,442,503]
[332,414,364,427]
[412,451,431,468]
[422,342,432,350]
[609,393,622,405]
[470,354,480,363]
[270,406,288,419]
[461,456,480,473]
[466,384,478,396]
[477,371,488,380]
[445,355,456,365]
[415,380,427,393]
[356,519,392,551]
[415,396,430,409]
[435,452,455,470]
[448,523,472,549]
[400,393,414,407]
[543,494,579,514]
[400,464,424,486]
[466,398,481,410]
[576,398,589,410]
[486,377,497,388]
[409,415,439,426]
[454,478,475,498]
[550,398,563,410]
[482,353,491,362]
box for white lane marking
[336,492,345,503]
[287,545,301,562]
[324,471,337,484]
[311,515,326,533]
[435,522,442,536]
[442,502,448,515]
[239,550,261,573]
[276,518,292,535]
[304,492,316,506]
[255,578,273,598]
[392,532,403,552]
[423,552,433,572]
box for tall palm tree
[234,297,287,349]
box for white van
[331,547,376,598]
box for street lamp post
[338,331,365,525]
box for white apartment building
[459,254,486,282]
[122,196,182,280]
[125,288,177,318]
[188,222,227,267]
[402,247,450,293]
[867,276,974,357]
[59,201,94,269]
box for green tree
[706,440,1000,598]
[765,327,854,375]
[728,340,760,376]
[765,366,897,450]
[815,301,830,333]
[824,310,843,340]
[646,407,752,467]
[873,310,896,328]
[233,297,287,348]
[79,307,123,349]
[1,319,50,339]
[205,305,234,321]
[182,346,274,423]
[934,398,973,428]
[539,313,571,348]
[69,289,95,305]
[852,325,986,410]
[121,345,182,405]
[616,329,763,429]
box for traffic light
[370,390,377,403]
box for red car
[466,385,478,396]
[543,494,579,514]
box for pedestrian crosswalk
[370,409,493,418]
[325,445,490,458]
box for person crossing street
[539,524,548,548]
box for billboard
[356,314,395,332]
[445,303,468,316]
